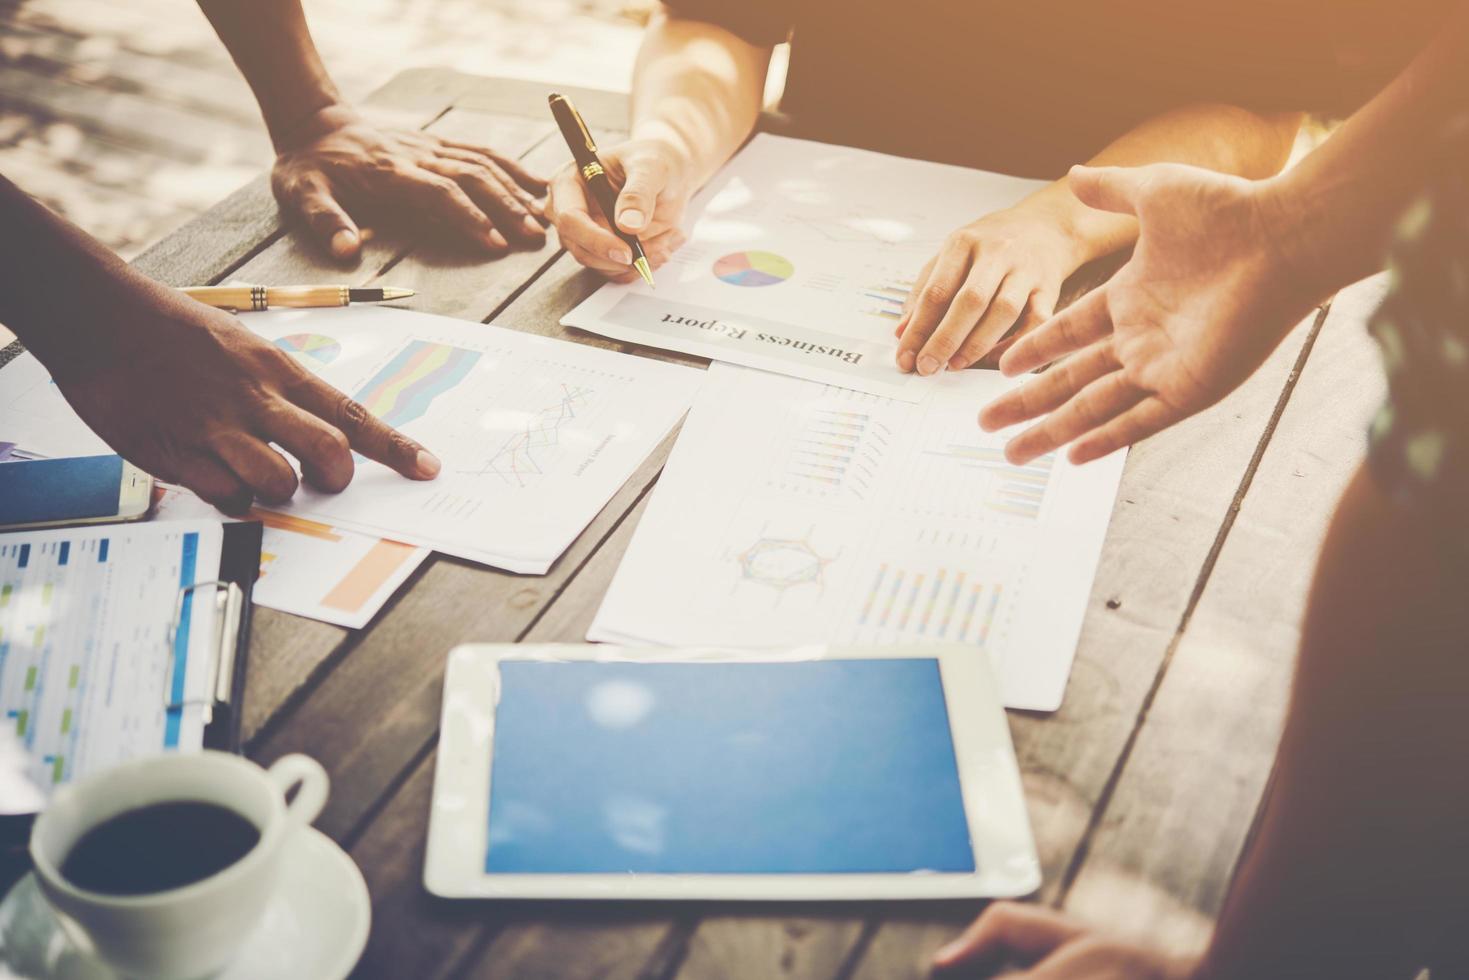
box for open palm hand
[980,163,1320,464]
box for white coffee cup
[28,750,328,980]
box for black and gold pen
[548,92,655,287]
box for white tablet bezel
[425,643,1039,900]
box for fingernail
[620,209,645,230]
[522,216,543,237]
[610,247,632,264]
[417,450,441,478]
[331,229,358,256]
[896,350,916,373]
[948,354,967,371]
[489,229,508,249]
[917,354,940,376]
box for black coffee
[60,801,260,896]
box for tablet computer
[425,643,1038,900]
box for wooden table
[123,70,1386,978]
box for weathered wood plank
[344,751,495,979]
[849,310,1324,978]
[1061,277,1387,955]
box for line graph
[462,384,594,486]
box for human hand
[52,284,440,515]
[271,104,547,259]
[545,139,691,283]
[932,903,1198,979]
[896,200,1085,376]
[980,163,1318,465]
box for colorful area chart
[274,333,341,365]
[713,250,794,287]
[352,341,480,430]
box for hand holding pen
[545,94,692,285]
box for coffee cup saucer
[0,825,370,979]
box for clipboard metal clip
[164,579,245,725]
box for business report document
[562,134,1049,400]
[244,307,703,574]
[589,364,1126,711]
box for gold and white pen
[180,284,415,312]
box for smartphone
[0,455,153,531]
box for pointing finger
[289,378,441,483]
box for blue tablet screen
[485,659,974,874]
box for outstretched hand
[272,105,548,259]
[53,286,440,515]
[931,903,1197,979]
[980,163,1318,465]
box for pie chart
[713,250,794,287]
[274,333,341,365]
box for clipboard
[167,521,261,752]
[0,520,261,888]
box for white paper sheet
[562,134,1050,400]
[0,521,221,792]
[151,487,429,630]
[0,351,110,458]
[589,363,1126,711]
[243,307,703,573]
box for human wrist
[1018,186,1121,270]
[1253,168,1356,307]
[628,119,704,186]
[268,98,358,154]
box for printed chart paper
[152,487,429,630]
[0,351,110,458]
[563,134,1050,399]
[0,522,221,792]
[590,364,1127,711]
[246,307,703,573]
